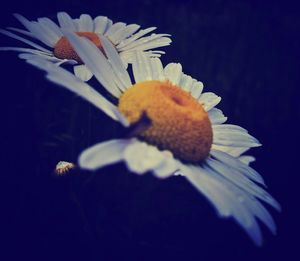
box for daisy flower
[0,12,171,81]
[25,31,280,246]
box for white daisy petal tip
[73,64,93,82]
[164,62,183,85]
[153,151,178,179]
[123,141,166,175]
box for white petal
[198,92,221,111]
[210,150,266,187]
[13,15,54,46]
[79,139,132,170]
[190,81,204,99]
[77,14,94,32]
[108,24,140,45]
[0,29,51,53]
[100,35,132,90]
[239,156,256,165]
[164,63,182,85]
[30,21,57,47]
[182,164,264,245]
[18,52,55,62]
[205,157,280,210]
[8,47,76,64]
[213,125,261,148]
[179,74,194,92]
[132,51,153,83]
[0,46,49,55]
[211,145,250,157]
[37,17,62,38]
[7,27,34,37]
[37,17,62,44]
[93,16,111,34]
[120,50,162,67]
[204,163,278,236]
[63,31,122,98]
[18,52,75,67]
[150,58,165,81]
[181,164,233,217]
[13,13,35,32]
[57,12,77,31]
[118,34,171,52]
[26,58,128,126]
[124,141,166,175]
[246,199,277,235]
[116,27,157,49]
[208,108,227,125]
[153,152,178,178]
[105,22,126,36]
[213,124,248,133]
[73,64,93,82]
[55,58,77,66]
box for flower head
[0,12,171,81]
[25,32,280,246]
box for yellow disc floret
[118,80,213,162]
[54,32,103,63]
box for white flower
[0,12,171,81]
[25,32,280,246]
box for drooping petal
[79,139,132,170]
[123,141,166,175]
[153,152,178,178]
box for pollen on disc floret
[54,32,103,63]
[118,80,213,162]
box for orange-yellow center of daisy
[53,32,103,63]
[118,80,213,162]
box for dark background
[0,0,299,260]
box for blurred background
[0,0,299,260]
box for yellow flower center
[118,80,213,162]
[53,32,103,63]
